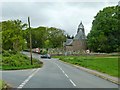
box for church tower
[77,21,84,33]
[72,21,86,52]
[64,21,86,54]
[74,21,86,40]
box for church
[64,22,86,54]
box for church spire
[77,21,84,33]
[78,21,84,29]
[74,21,86,40]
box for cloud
[1,1,118,35]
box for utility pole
[28,17,33,65]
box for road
[1,52,118,89]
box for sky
[0,0,119,36]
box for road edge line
[54,62,77,87]
[17,68,40,89]
[59,60,119,85]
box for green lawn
[1,50,43,70]
[54,55,119,77]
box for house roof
[74,30,86,40]
[65,39,73,46]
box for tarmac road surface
[1,52,118,89]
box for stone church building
[64,22,86,54]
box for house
[64,22,86,54]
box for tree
[0,32,2,52]
[1,20,27,51]
[24,26,66,49]
[87,5,120,53]
[48,27,66,48]
[24,27,47,48]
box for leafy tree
[25,27,47,48]
[44,40,52,48]
[87,5,120,53]
[1,19,66,51]
[24,26,66,49]
[0,32,2,52]
[66,34,74,39]
[47,27,66,48]
[1,20,27,51]
[66,34,71,39]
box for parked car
[41,54,51,59]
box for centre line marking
[17,68,40,89]
[69,79,76,87]
[65,73,69,78]
[54,62,76,87]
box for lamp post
[28,17,33,65]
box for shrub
[2,50,43,70]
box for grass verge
[0,80,2,89]
[54,55,119,77]
[0,80,8,90]
[1,50,43,70]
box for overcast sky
[1,0,119,36]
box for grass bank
[1,50,43,70]
[54,55,119,77]
[0,80,2,89]
[0,80,8,89]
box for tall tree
[2,20,27,51]
[87,5,120,53]
[24,26,66,48]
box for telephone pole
[28,17,33,65]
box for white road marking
[54,62,76,87]
[17,68,40,89]
[65,73,69,78]
[69,79,76,87]
[62,70,65,74]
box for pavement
[1,52,119,89]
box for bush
[2,50,10,57]
[2,50,43,70]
